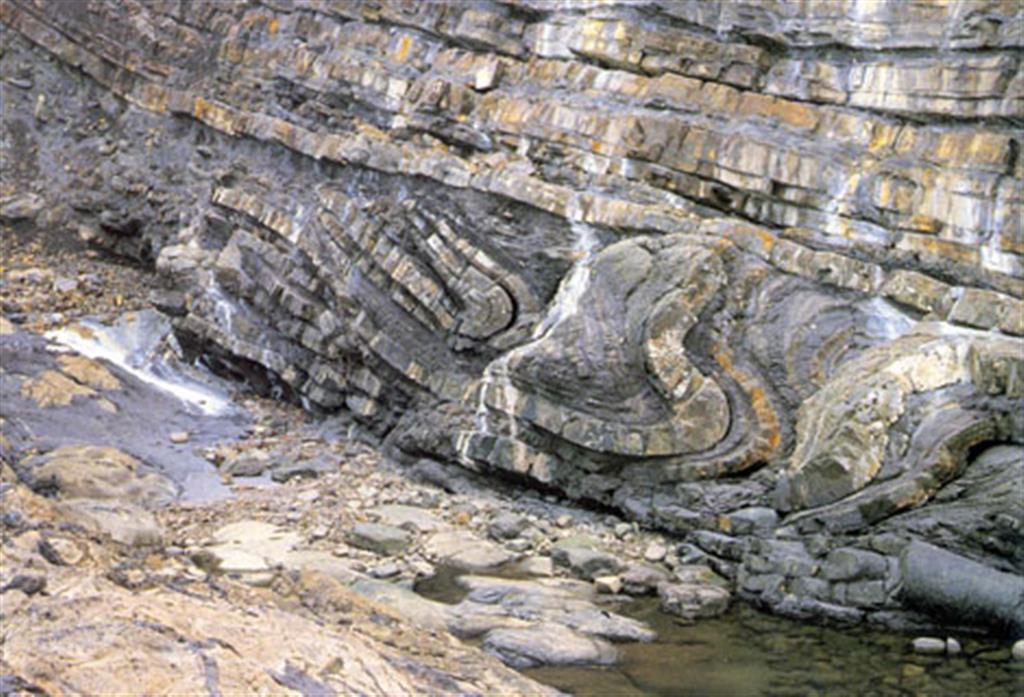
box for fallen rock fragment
[347,523,412,556]
[551,544,624,580]
[658,582,731,620]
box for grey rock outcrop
[2,0,1021,635]
[901,541,1024,637]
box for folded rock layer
[2,0,1022,633]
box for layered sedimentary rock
[2,0,1022,633]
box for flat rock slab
[422,531,515,571]
[482,623,618,669]
[285,551,365,586]
[347,523,413,555]
[204,521,363,586]
[457,574,597,603]
[213,520,300,550]
[351,579,451,631]
[455,575,655,643]
[205,520,302,583]
[369,505,449,534]
[213,548,271,574]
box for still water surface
[526,600,1022,696]
[419,567,1023,696]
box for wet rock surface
[1,314,246,503]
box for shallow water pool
[526,600,1023,696]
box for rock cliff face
[2,0,1022,632]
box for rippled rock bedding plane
[1,0,1023,660]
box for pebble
[2,511,25,528]
[676,543,707,564]
[169,431,190,444]
[408,559,435,579]
[505,539,531,553]
[613,523,632,539]
[946,638,961,656]
[53,277,79,293]
[488,512,529,540]
[517,556,554,577]
[2,574,46,596]
[555,514,572,528]
[8,268,51,284]
[369,562,401,579]
[644,542,667,563]
[594,575,623,594]
[1012,640,1024,661]
[911,637,946,655]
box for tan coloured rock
[59,498,164,546]
[19,370,96,408]
[27,445,177,506]
[0,481,556,695]
[56,354,121,390]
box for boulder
[26,446,176,507]
[482,623,618,669]
[551,545,624,580]
[900,541,1024,637]
[658,583,731,620]
[621,563,670,595]
[347,523,413,556]
[487,512,529,540]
